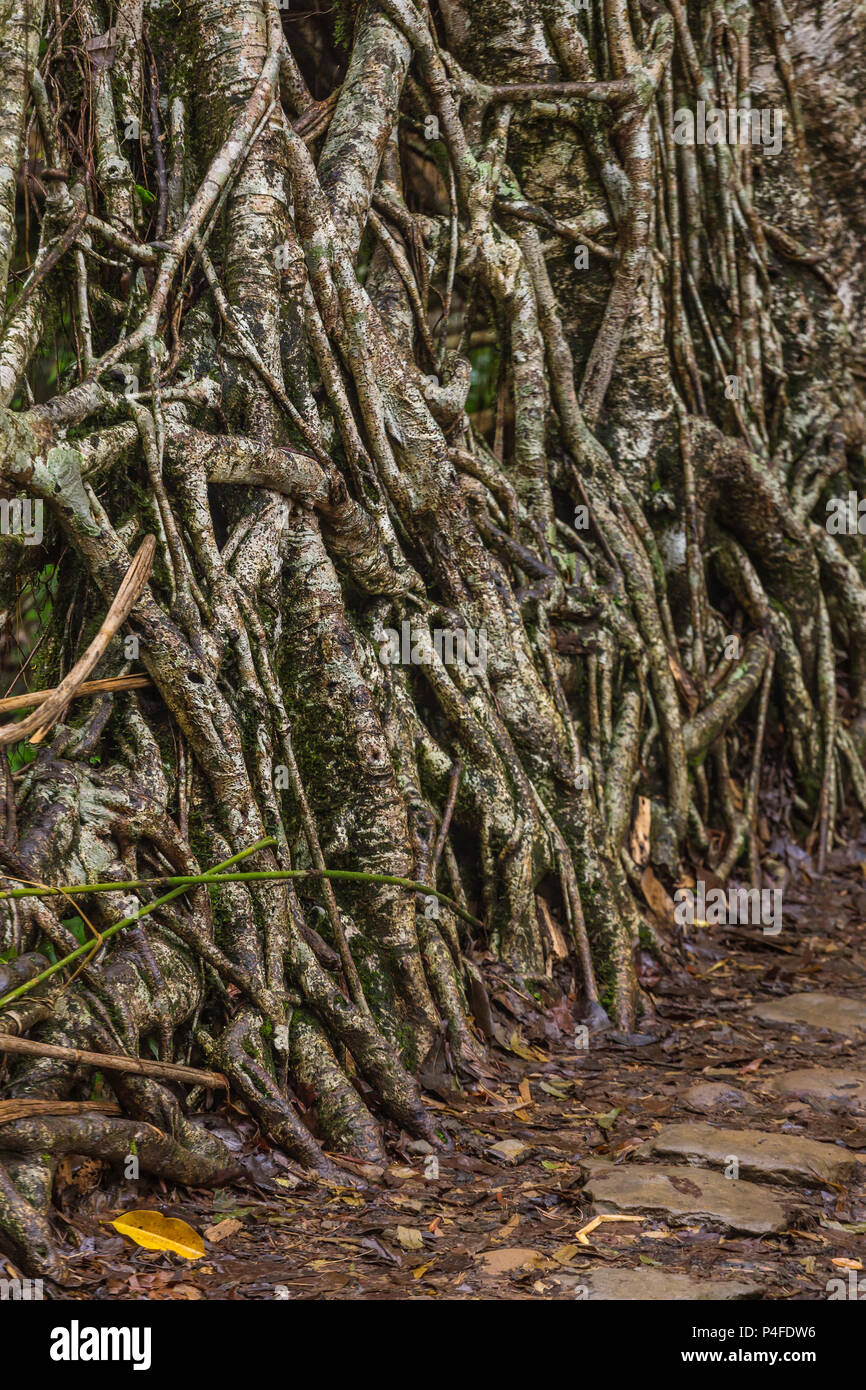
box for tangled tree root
[0,0,864,1279]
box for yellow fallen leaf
[831,1257,863,1271]
[111,1209,205,1260]
[592,1106,621,1131]
[507,1029,538,1061]
[539,1080,569,1098]
[701,958,730,977]
[396,1225,424,1251]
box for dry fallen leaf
[535,896,569,959]
[386,1165,418,1183]
[488,1138,529,1164]
[630,795,652,868]
[476,1247,547,1275]
[507,1029,537,1061]
[84,28,117,70]
[507,1029,548,1062]
[738,1057,763,1075]
[395,1225,424,1251]
[203,1217,242,1244]
[641,865,676,924]
[667,651,699,716]
[111,1210,205,1260]
[539,1080,570,1099]
[575,1214,645,1246]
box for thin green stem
[0,838,276,1012]
[0,867,481,928]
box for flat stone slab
[643,1122,859,1187]
[760,1069,866,1116]
[750,993,866,1036]
[580,1160,787,1235]
[681,1081,755,1114]
[579,1268,763,1301]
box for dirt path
[45,851,866,1301]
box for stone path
[761,1068,866,1114]
[580,1157,789,1234]
[642,1121,859,1185]
[749,992,866,1035]
[578,1268,763,1300]
[566,987,866,1297]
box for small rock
[578,1267,763,1300]
[582,1001,612,1033]
[406,1139,435,1155]
[580,1159,787,1234]
[488,1139,529,1165]
[644,1122,859,1187]
[750,993,866,1036]
[761,1069,866,1116]
[607,1032,659,1047]
[681,1081,754,1114]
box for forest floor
[35,840,866,1302]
